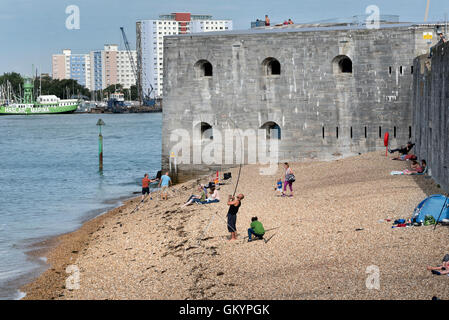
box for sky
[1,0,449,75]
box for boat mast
[39,66,42,96]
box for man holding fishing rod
[141,173,157,202]
[227,193,245,240]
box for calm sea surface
[0,113,162,299]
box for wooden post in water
[96,119,105,171]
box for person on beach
[205,186,220,203]
[248,216,265,242]
[392,154,417,161]
[141,173,155,201]
[275,178,283,195]
[388,142,414,155]
[205,174,216,190]
[427,259,449,276]
[182,185,206,207]
[158,171,172,200]
[282,163,294,197]
[404,160,426,175]
[227,193,244,240]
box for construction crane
[424,0,430,22]
[120,27,155,106]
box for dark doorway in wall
[261,121,281,140]
[194,60,213,77]
[332,55,352,74]
[199,122,213,140]
[262,57,281,76]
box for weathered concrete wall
[412,42,449,192]
[162,24,437,180]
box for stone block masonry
[162,23,438,181]
[413,41,449,192]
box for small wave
[15,290,26,300]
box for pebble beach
[22,151,449,300]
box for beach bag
[424,215,436,226]
[286,173,295,183]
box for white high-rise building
[137,13,233,98]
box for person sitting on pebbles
[427,255,449,276]
[248,216,265,242]
[181,185,206,207]
[204,186,220,204]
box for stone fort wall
[162,24,437,181]
[413,41,449,192]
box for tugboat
[107,92,127,113]
[0,77,78,115]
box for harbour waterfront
[0,113,161,299]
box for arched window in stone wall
[262,57,281,76]
[196,122,213,141]
[261,121,281,140]
[194,60,213,77]
[332,55,352,74]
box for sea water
[0,113,162,299]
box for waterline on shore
[0,113,162,299]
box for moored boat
[0,77,79,115]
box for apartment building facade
[51,45,137,91]
[136,13,233,98]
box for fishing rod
[434,192,448,230]
[197,115,244,245]
[130,192,150,214]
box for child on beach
[275,178,283,195]
[248,216,265,242]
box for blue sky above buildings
[1,0,449,75]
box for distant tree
[0,72,24,95]
[1,72,91,100]
[34,77,90,99]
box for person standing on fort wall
[265,15,270,26]
[437,32,447,45]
